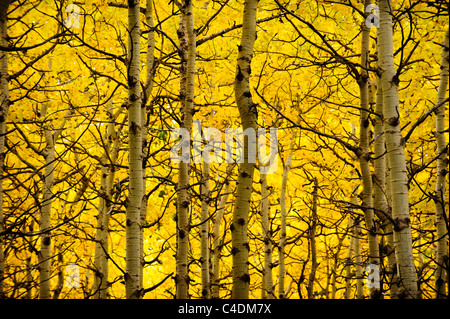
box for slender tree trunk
[200,162,211,298]
[331,231,345,299]
[350,194,364,299]
[0,0,11,299]
[385,150,399,298]
[354,218,364,299]
[358,0,380,299]
[93,106,122,298]
[52,250,64,299]
[307,178,318,299]
[38,100,56,299]
[434,26,449,299]
[373,64,399,299]
[175,0,195,299]
[261,173,274,299]
[93,142,108,298]
[278,148,292,299]
[345,217,354,299]
[126,0,143,299]
[25,223,34,299]
[373,76,396,299]
[140,0,156,292]
[211,164,232,298]
[231,0,259,299]
[38,76,72,299]
[378,0,418,299]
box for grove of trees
[0,0,448,299]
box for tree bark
[93,106,122,299]
[126,0,143,299]
[344,217,354,299]
[0,0,11,299]
[358,0,380,299]
[231,0,259,299]
[307,178,318,299]
[261,173,274,299]
[200,162,211,298]
[434,26,449,299]
[373,75,398,299]
[278,146,292,299]
[378,0,418,299]
[140,0,156,292]
[175,0,195,299]
[384,149,399,298]
[211,164,232,299]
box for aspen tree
[354,217,364,299]
[231,0,259,299]
[36,59,73,299]
[125,0,143,299]
[378,0,418,298]
[0,0,11,299]
[434,26,449,299]
[261,173,274,299]
[200,162,210,298]
[93,124,109,298]
[39,102,54,300]
[175,0,195,299]
[93,106,123,299]
[373,77,397,298]
[357,0,380,299]
[349,193,364,299]
[278,139,293,299]
[25,222,34,299]
[344,217,354,299]
[211,164,232,298]
[384,152,398,298]
[140,0,156,291]
[373,52,399,298]
[307,178,318,299]
[331,228,346,299]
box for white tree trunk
[261,173,274,298]
[175,0,195,299]
[200,162,211,298]
[126,0,143,299]
[0,0,11,298]
[434,26,449,299]
[211,164,232,298]
[231,0,259,299]
[378,0,418,299]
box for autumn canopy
[0,0,448,300]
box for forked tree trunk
[434,26,449,299]
[378,0,418,299]
[231,0,259,299]
[126,0,143,299]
